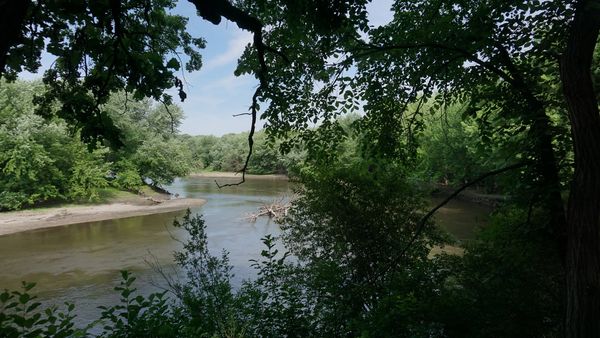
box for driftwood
[145,196,164,204]
[244,195,296,222]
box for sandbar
[0,198,206,236]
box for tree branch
[407,162,526,254]
[159,99,176,134]
[232,112,252,117]
[215,86,259,188]
[375,161,528,281]
[0,0,31,77]
[188,0,281,188]
[353,41,518,87]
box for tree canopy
[1,0,204,146]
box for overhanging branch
[376,161,528,280]
[409,161,527,252]
[188,0,284,188]
[353,40,518,87]
[215,87,259,188]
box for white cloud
[202,30,253,71]
[201,73,255,91]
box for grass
[2,185,167,214]
[96,187,139,202]
[96,186,165,203]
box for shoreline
[0,198,206,237]
[189,172,288,180]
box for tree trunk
[560,0,600,337]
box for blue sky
[21,0,393,136]
[169,1,256,136]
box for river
[0,176,490,326]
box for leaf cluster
[5,0,205,145]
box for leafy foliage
[4,0,205,146]
[68,147,111,202]
[134,136,191,187]
[444,206,562,337]
[170,210,238,337]
[0,282,79,338]
[98,271,180,338]
[0,80,192,210]
[415,101,506,190]
[0,81,109,209]
[110,159,143,192]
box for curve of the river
[0,176,490,326]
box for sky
[20,0,394,136]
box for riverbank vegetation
[0,0,598,337]
[183,130,305,175]
[0,81,193,211]
[0,81,512,213]
[0,79,304,211]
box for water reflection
[431,197,491,242]
[0,176,290,324]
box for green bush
[111,160,143,192]
[67,148,110,202]
[432,206,563,338]
[98,271,182,338]
[0,282,79,338]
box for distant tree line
[0,80,526,212]
[0,80,308,211]
[182,130,305,176]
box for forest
[0,79,302,211]
[0,81,500,211]
[0,0,599,337]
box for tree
[229,1,600,336]
[0,80,114,209]
[103,91,191,188]
[134,136,191,187]
[0,0,204,146]
[280,158,449,336]
[416,102,493,187]
[0,79,192,207]
[1,0,598,335]
[559,0,600,336]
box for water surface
[0,176,288,323]
[0,176,489,324]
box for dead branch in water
[145,196,164,204]
[244,195,296,222]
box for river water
[0,176,490,325]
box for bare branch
[159,99,176,134]
[373,161,528,281]
[215,87,259,188]
[187,1,283,188]
[232,112,252,117]
[408,162,526,254]
[187,0,276,188]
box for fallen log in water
[244,195,295,222]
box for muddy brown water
[0,176,490,326]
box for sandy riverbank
[0,198,206,237]
[189,171,288,180]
